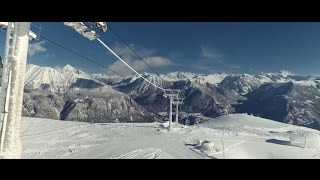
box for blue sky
[1,22,320,76]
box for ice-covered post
[1,22,30,158]
[0,70,12,153]
[0,22,15,154]
[0,22,14,135]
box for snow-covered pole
[0,22,14,133]
[175,102,179,124]
[1,22,30,158]
[0,23,12,91]
[0,22,15,154]
[169,98,172,128]
[0,70,12,152]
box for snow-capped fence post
[1,22,30,158]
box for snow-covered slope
[182,82,243,116]
[195,114,320,159]
[235,82,320,129]
[21,114,320,159]
[23,88,161,123]
[219,74,265,94]
[122,79,243,115]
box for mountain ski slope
[21,114,320,159]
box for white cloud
[108,56,171,76]
[107,43,171,76]
[111,42,157,60]
[230,64,241,69]
[200,46,224,63]
[111,42,135,61]
[28,41,47,56]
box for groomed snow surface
[20,114,320,159]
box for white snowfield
[20,114,320,159]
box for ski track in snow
[110,148,162,159]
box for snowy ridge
[116,73,173,97]
[24,64,101,92]
[59,64,87,75]
[24,64,319,93]
[160,72,227,85]
[219,74,263,94]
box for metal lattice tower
[163,89,181,128]
[172,97,184,124]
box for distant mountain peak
[61,64,85,75]
[62,64,75,70]
[278,70,294,77]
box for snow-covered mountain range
[8,64,320,130]
[22,64,161,123]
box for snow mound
[158,122,191,133]
[288,129,320,149]
[197,140,217,152]
[200,114,291,129]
